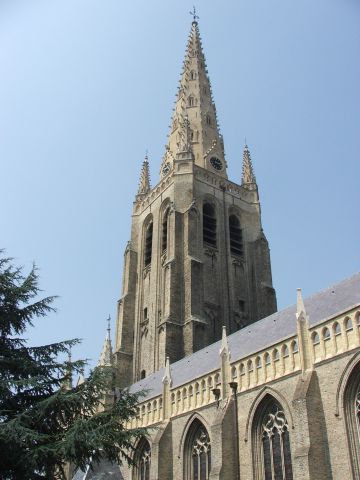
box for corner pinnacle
[137,155,151,195]
[241,143,256,186]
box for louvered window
[229,215,243,256]
[203,204,216,247]
[144,222,153,266]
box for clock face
[210,156,223,171]
[162,162,171,176]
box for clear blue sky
[1,0,359,370]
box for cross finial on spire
[189,6,199,23]
[107,314,111,340]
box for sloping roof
[130,272,360,401]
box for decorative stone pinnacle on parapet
[162,356,172,386]
[296,288,313,373]
[241,143,256,186]
[296,288,307,320]
[219,325,230,358]
[137,155,151,195]
[98,315,113,367]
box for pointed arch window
[229,215,243,256]
[134,438,151,480]
[144,222,153,267]
[162,208,170,254]
[184,420,211,480]
[252,396,293,480]
[203,203,217,247]
[343,363,360,477]
[189,96,195,107]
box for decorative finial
[189,6,199,23]
[219,325,230,358]
[162,356,172,386]
[107,314,111,340]
[296,288,306,319]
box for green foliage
[0,253,146,479]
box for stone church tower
[114,19,277,387]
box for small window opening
[144,308,148,320]
[345,318,353,331]
[323,328,331,340]
[203,203,217,247]
[206,114,211,125]
[334,322,341,335]
[229,215,243,256]
[239,299,245,312]
[188,96,195,107]
[141,370,146,379]
[144,222,153,266]
[312,332,320,345]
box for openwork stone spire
[137,155,151,195]
[241,144,256,186]
[98,316,113,367]
[162,18,226,176]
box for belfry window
[253,396,293,480]
[203,203,217,247]
[229,215,243,256]
[162,209,170,254]
[144,222,153,267]
[184,420,211,480]
[134,438,151,480]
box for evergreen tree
[0,254,146,479]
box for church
[83,16,360,480]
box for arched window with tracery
[343,362,360,478]
[144,221,153,267]
[252,395,293,480]
[203,203,217,247]
[184,419,211,480]
[229,214,243,256]
[134,438,151,480]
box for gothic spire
[98,315,113,367]
[241,143,256,187]
[137,155,151,195]
[162,18,226,176]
